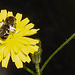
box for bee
[0,16,16,39]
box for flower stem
[35,63,41,75]
[34,41,42,75]
[23,65,36,75]
[31,40,42,75]
[40,33,75,73]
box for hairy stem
[35,63,41,75]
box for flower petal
[0,45,6,62]
[14,55,23,69]
[11,38,25,51]
[20,18,30,28]
[21,45,39,54]
[15,13,22,23]
[0,49,3,62]
[20,47,29,55]
[7,11,13,16]
[27,29,40,36]
[27,45,39,54]
[24,23,34,30]
[26,55,31,63]
[3,46,10,57]
[0,10,7,21]
[2,53,10,68]
[15,21,21,30]
[11,50,16,62]
[10,39,19,54]
[0,13,2,21]
[16,29,39,37]
[11,49,23,68]
[16,37,39,45]
[18,51,31,63]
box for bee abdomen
[0,25,9,39]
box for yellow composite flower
[0,9,39,68]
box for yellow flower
[0,9,39,68]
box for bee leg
[6,31,9,34]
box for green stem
[23,65,36,75]
[35,63,41,75]
[40,33,75,73]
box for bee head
[5,16,16,26]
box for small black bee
[0,16,16,39]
